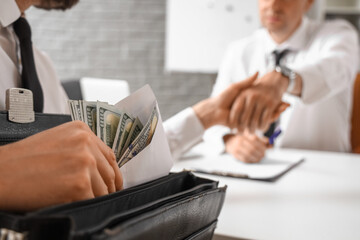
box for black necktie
[13,17,44,113]
[273,49,290,67]
[264,49,290,138]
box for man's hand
[193,73,258,130]
[224,131,269,163]
[193,72,289,132]
[0,121,123,211]
[229,71,289,133]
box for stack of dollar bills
[68,100,158,167]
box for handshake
[193,72,290,134]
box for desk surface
[172,145,360,240]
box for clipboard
[175,151,305,183]
[190,158,305,182]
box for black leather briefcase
[0,110,72,145]
[0,171,226,240]
[0,111,227,240]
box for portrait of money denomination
[83,101,97,133]
[120,117,143,157]
[112,112,134,160]
[96,102,124,148]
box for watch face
[275,66,282,73]
[275,65,294,79]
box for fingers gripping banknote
[68,99,158,167]
[70,85,173,189]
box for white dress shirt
[164,107,205,160]
[0,0,69,114]
[204,17,359,153]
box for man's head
[258,0,314,43]
[15,0,78,13]
[35,0,79,10]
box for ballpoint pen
[269,127,282,145]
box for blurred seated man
[204,0,359,163]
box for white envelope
[114,85,174,189]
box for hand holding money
[0,121,123,211]
[68,100,159,168]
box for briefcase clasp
[0,228,26,240]
[6,88,35,124]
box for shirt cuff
[163,107,205,160]
[203,126,230,154]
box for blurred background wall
[27,0,216,120]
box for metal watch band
[275,66,296,93]
[287,70,297,93]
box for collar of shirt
[263,17,311,69]
[0,0,21,28]
[265,17,310,53]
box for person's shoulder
[324,18,357,33]
[309,18,357,37]
[226,28,267,53]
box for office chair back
[80,78,130,105]
[62,80,83,100]
[352,74,360,153]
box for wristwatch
[275,65,296,93]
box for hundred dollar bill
[118,106,158,167]
[68,100,76,120]
[119,117,143,159]
[112,112,134,160]
[96,102,123,148]
[79,100,84,120]
[68,100,82,121]
[74,100,83,121]
[82,101,97,133]
[146,108,158,146]
[68,100,76,121]
[118,118,133,154]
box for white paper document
[175,146,304,181]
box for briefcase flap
[0,172,226,240]
[0,111,71,145]
[95,187,226,240]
